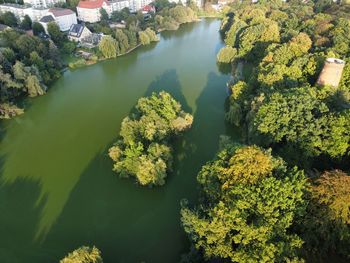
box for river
[0,19,236,263]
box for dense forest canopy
[178,0,350,262]
[218,0,350,170]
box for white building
[49,8,77,31]
[77,0,109,23]
[128,0,152,12]
[109,0,129,13]
[0,3,49,21]
[23,0,66,8]
[30,7,50,20]
[168,0,203,7]
[77,0,129,23]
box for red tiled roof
[77,0,107,9]
[49,8,75,17]
[142,5,154,12]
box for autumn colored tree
[299,170,350,258]
[181,142,307,263]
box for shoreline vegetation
[180,1,350,263]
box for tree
[217,46,237,63]
[47,22,64,46]
[60,246,103,263]
[144,28,159,42]
[300,170,350,258]
[253,87,350,158]
[181,143,306,263]
[62,41,76,54]
[100,8,109,22]
[115,29,129,54]
[0,11,18,27]
[111,7,130,22]
[32,22,45,36]
[20,15,32,30]
[26,75,45,97]
[125,29,138,48]
[138,31,150,45]
[169,5,196,24]
[15,34,42,57]
[98,35,117,58]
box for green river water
[0,19,236,263]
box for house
[39,14,55,33]
[23,0,66,8]
[0,3,50,21]
[0,4,34,20]
[317,58,346,88]
[76,0,129,23]
[49,8,77,31]
[80,32,103,47]
[141,4,155,14]
[128,0,152,12]
[77,0,109,23]
[68,23,92,42]
[109,0,129,13]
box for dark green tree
[20,15,32,30]
[0,11,18,27]
[32,22,45,36]
[47,22,64,46]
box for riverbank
[67,19,202,70]
[67,43,143,69]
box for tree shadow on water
[144,69,192,114]
[0,155,48,263]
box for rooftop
[49,8,75,17]
[69,23,87,38]
[40,15,55,23]
[77,0,107,9]
[317,58,346,87]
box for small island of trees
[108,91,193,186]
